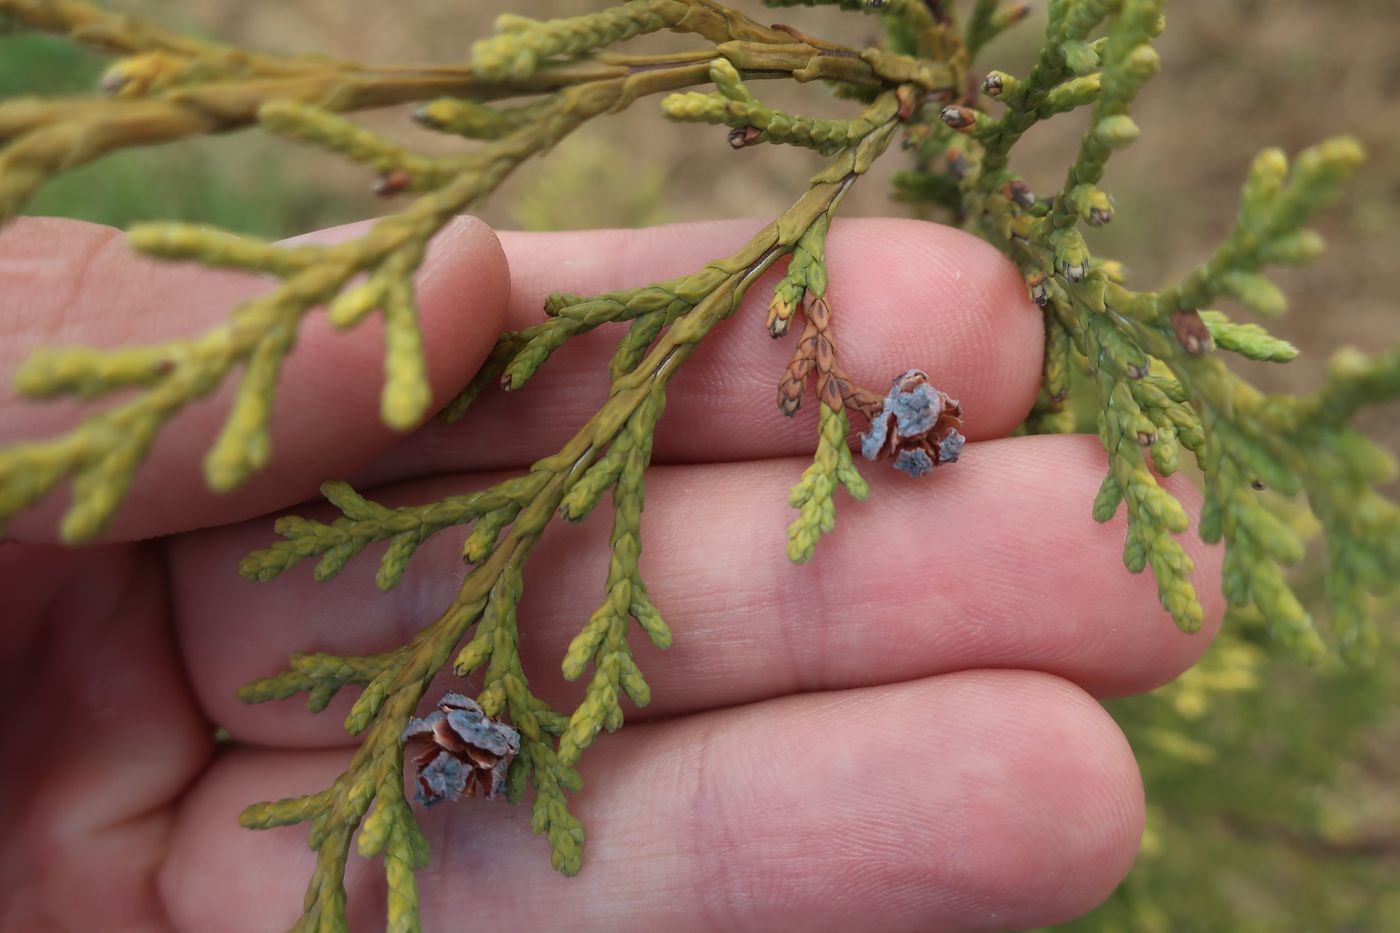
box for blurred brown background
[134,0,1400,386]
[19,0,1400,402]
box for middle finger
[169,433,1223,747]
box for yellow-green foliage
[1,1,1397,931]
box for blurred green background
[4,1,1397,930]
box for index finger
[0,215,510,543]
[351,217,1044,484]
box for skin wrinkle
[774,515,842,696]
[0,219,116,345]
[0,224,129,467]
[684,717,751,933]
[52,223,123,344]
[3,570,65,931]
[921,681,1101,929]
[0,543,204,931]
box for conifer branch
[0,5,919,542]
[233,121,901,923]
[938,0,1398,653]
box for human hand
[0,214,1222,932]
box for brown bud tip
[1004,180,1036,209]
[767,293,796,338]
[1136,431,1158,447]
[1089,207,1115,226]
[982,73,1004,96]
[940,106,977,131]
[1062,261,1087,284]
[1028,273,1050,307]
[374,169,413,197]
[895,85,919,121]
[946,151,968,180]
[1251,479,1266,491]
[1051,389,1069,404]
[1008,2,1032,23]
[1125,363,1148,380]
[1171,309,1212,356]
[728,126,762,149]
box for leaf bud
[1094,115,1141,148]
[946,150,968,180]
[728,126,762,149]
[1125,44,1162,82]
[991,2,1031,30]
[1171,309,1212,356]
[939,106,978,131]
[1028,271,1050,307]
[767,291,797,339]
[374,169,413,197]
[100,51,190,98]
[1003,180,1036,208]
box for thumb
[0,214,510,542]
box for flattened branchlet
[0,1,1397,930]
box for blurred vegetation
[1053,604,1400,932]
[5,1,1397,930]
[0,29,362,234]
